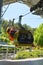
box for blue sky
[3,2,43,28]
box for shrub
[34,24,43,46]
[15,50,43,59]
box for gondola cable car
[6,15,34,46]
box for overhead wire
[13,11,31,20]
[22,12,31,17]
[1,4,10,17]
[13,11,43,21]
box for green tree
[23,24,32,30]
[2,20,9,32]
[34,23,43,46]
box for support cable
[1,4,10,17]
[22,12,31,17]
[14,12,31,20]
[14,11,43,20]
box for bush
[15,51,31,59]
[34,24,43,46]
[15,50,43,59]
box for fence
[0,43,15,59]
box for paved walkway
[0,58,43,65]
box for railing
[0,44,15,59]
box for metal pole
[0,0,3,33]
[12,18,15,26]
[6,46,8,59]
[18,15,25,30]
[18,15,22,25]
[13,47,15,59]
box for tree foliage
[34,23,43,46]
[15,50,43,59]
[23,24,32,30]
